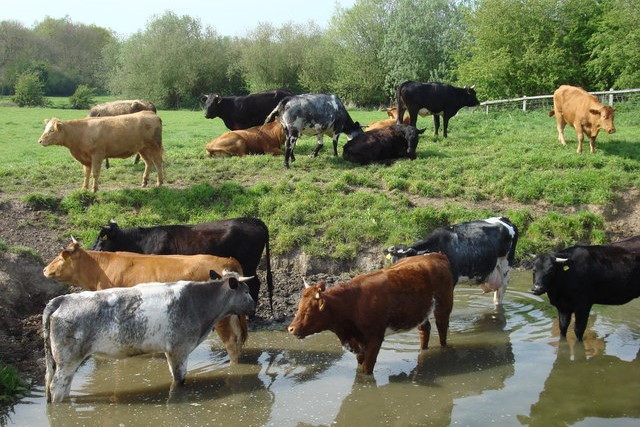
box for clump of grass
[0,362,28,405]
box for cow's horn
[71,236,78,244]
[237,275,254,282]
[554,257,569,263]
[470,84,476,89]
[303,278,311,288]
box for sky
[1,0,357,38]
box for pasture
[1,100,639,262]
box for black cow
[90,217,273,310]
[384,217,518,305]
[342,124,425,165]
[264,93,364,168]
[531,240,640,340]
[396,81,480,137]
[201,89,293,130]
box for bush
[69,85,96,110]
[0,362,27,405]
[12,71,46,107]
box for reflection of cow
[531,240,640,340]
[385,217,519,305]
[288,253,454,374]
[43,274,255,402]
[523,341,640,427]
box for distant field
[1,98,639,263]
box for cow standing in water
[549,85,616,153]
[396,81,480,137]
[288,254,454,374]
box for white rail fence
[480,88,640,113]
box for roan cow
[288,253,454,374]
[89,217,273,310]
[343,124,425,165]
[264,93,364,168]
[43,239,250,364]
[205,120,285,157]
[396,81,480,137]
[43,273,255,402]
[384,217,518,305]
[38,111,163,192]
[201,89,293,130]
[549,85,616,153]
[531,239,640,340]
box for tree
[69,84,96,109]
[588,0,640,89]
[13,71,45,106]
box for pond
[5,271,640,427]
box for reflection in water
[5,271,640,427]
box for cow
[364,108,411,131]
[531,241,640,341]
[549,85,616,154]
[288,253,454,374]
[205,120,285,157]
[384,217,518,305]
[43,239,250,364]
[88,99,156,168]
[43,273,255,403]
[264,93,364,168]
[89,217,273,310]
[396,81,480,137]
[201,89,293,130]
[38,111,163,192]
[342,124,425,165]
[89,99,157,117]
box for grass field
[1,98,639,263]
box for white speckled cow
[43,273,255,403]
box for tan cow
[43,240,249,363]
[365,108,411,131]
[549,85,616,153]
[205,121,285,157]
[89,99,157,117]
[38,111,163,192]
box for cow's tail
[548,110,555,117]
[396,82,407,125]
[43,296,64,402]
[265,229,274,314]
[264,96,291,125]
[416,127,427,134]
[501,217,519,266]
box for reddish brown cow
[549,85,616,154]
[288,253,454,374]
[205,121,285,157]
[365,108,411,131]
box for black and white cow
[384,217,518,305]
[264,93,364,168]
[43,272,255,403]
[342,124,425,165]
[89,217,272,310]
[201,89,293,130]
[531,240,640,341]
[396,81,480,137]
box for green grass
[1,101,639,262]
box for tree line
[1,0,638,109]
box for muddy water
[6,271,640,427]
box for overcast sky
[1,0,357,37]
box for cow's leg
[81,164,92,191]
[433,115,440,136]
[165,350,189,389]
[442,114,450,138]
[332,135,340,156]
[556,116,568,146]
[213,315,247,364]
[557,310,572,338]
[589,136,597,154]
[50,359,83,403]
[573,307,591,341]
[90,158,102,192]
[361,337,383,374]
[311,135,324,157]
[284,135,297,168]
[407,109,418,127]
[575,126,585,153]
[152,152,164,186]
[418,320,431,349]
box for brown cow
[364,108,411,131]
[43,239,249,363]
[38,111,163,192]
[89,99,157,117]
[288,253,454,374]
[549,85,616,154]
[205,121,285,157]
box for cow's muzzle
[607,128,616,134]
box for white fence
[480,88,640,113]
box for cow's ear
[209,270,222,280]
[200,95,208,103]
[589,108,601,116]
[318,281,326,292]
[228,277,239,290]
[214,95,222,104]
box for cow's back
[553,85,599,120]
[86,111,162,156]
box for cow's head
[288,281,330,339]
[43,238,82,282]
[90,220,123,251]
[202,94,222,119]
[464,85,481,107]
[590,105,616,135]
[531,253,569,295]
[383,245,418,263]
[38,118,64,146]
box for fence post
[609,88,614,106]
[522,96,527,112]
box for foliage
[0,361,27,405]
[68,84,96,109]
[12,71,46,106]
